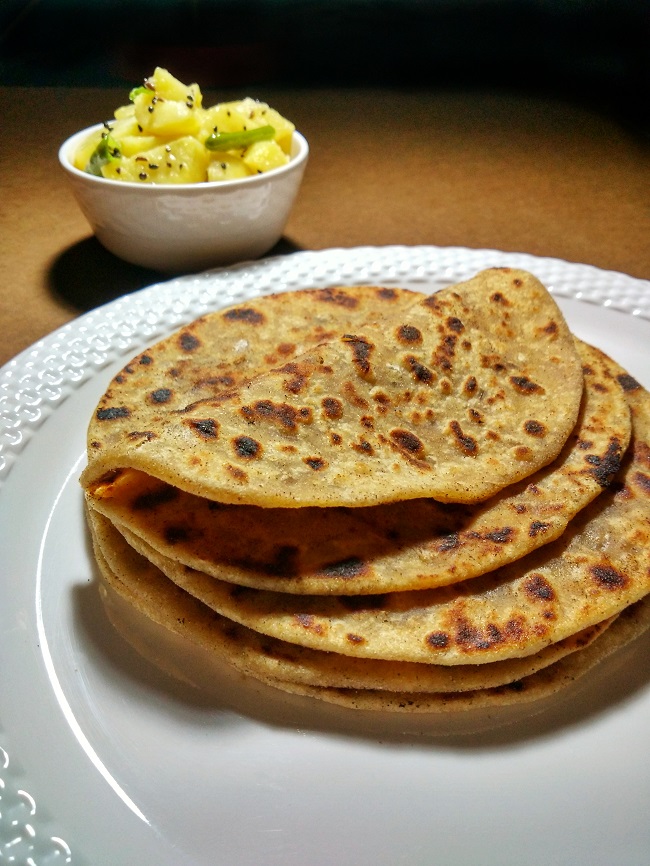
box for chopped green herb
[129,85,150,101]
[85,133,122,177]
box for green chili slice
[205,125,275,151]
[129,85,150,101]
[85,133,122,177]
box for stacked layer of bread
[81,269,650,712]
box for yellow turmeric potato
[76,67,296,184]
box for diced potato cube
[113,103,136,121]
[242,139,290,173]
[147,66,203,108]
[255,105,295,154]
[101,136,209,184]
[109,116,140,138]
[134,91,202,137]
[119,134,162,157]
[207,154,252,181]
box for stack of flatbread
[81,268,650,713]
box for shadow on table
[48,235,303,314]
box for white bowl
[59,124,309,272]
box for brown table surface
[1,84,649,369]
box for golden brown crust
[81,270,583,508]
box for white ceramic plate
[1,246,649,866]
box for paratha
[87,508,618,695]
[85,340,629,594]
[91,374,650,666]
[81,269,583,507]
[268,598,650,712]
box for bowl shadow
[49,235,303,314]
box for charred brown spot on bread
[433,334,457,371]
[481,354,507,372]
[277,342,296,356]
[449,420,478,456]
[322,397,343,420]
[149,388,173,404]
[279,362,308,394]
[585,438,623,487]
[633,471,650,494]
[360,415,374,430]
[447,316,465,332]
[490,292,510,305]
[484,527,514,543]
[317,287,358,308]
[224,306,265,324]
[543,320,558,336]
[396,324,422,344]
[127,430,156,441]
[343,382,370,409]
[510,376,545,395]
[240,400,311,432]
[346,633,365,645]
[376,287,397,300]
[233,435,262,459]
[304,456,327,470]
[96,406,130,421]
[617,373,641,392]
[524,573,556,600]
[529,520,551,537]
[404,355,434,384]
[463,375,478,396]
[318,557,367,579]
[524,419,546,437]
[139,354,153,365]
[437,532,460,552]
[390,428,426,459]
[194,375,236,390]
[422,294,446,313]
[373,392,391,414]
[426,631,450,649]
[352,438,375,456]
[635,441,650,469]
[591,564,628,589]
[179,331,200,352]
[452,618,508,652]
[468,408,484,424]
[225,464,248,482]
[294,613,326,635]
[186,418,219,439]
[330,432,343,445]
[342,334,374,378]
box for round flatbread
[85,340,629,594]
[266,597,650,712]
[93,374,650,665]
[87,508,618,695]
[81,269,584,507]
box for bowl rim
[58,122,309,192]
